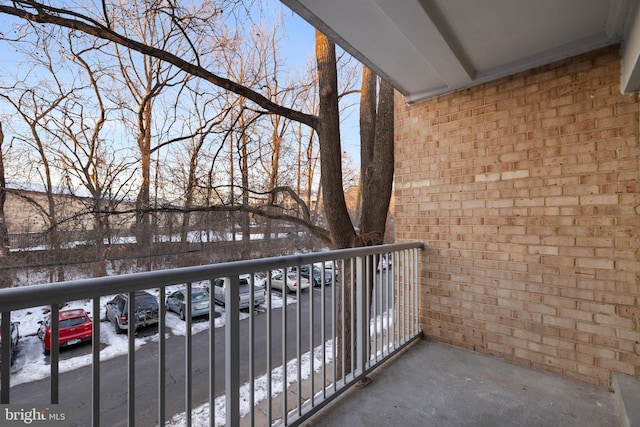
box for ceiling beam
[375,0,474,88]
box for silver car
[270,270,311,293]
[212,274,266,310]
[166,288,210,320]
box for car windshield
[60,316,87,328]
[134,294,157,309]
[192,293,207,301]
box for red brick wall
[394,45,640,387]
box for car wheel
[114,321,124,335]
[179,309,185,320]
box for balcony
[1,240,629,426]
[0,242,423,426]
[309,339,619,427]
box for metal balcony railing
[0,242,423,426]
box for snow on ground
[166,339,335,427]
[166,309,396,427]
[6,287,293,387]
[370,308,394,337]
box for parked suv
[105,291,159,334]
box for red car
[37,309,93,355]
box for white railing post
[225,276,240,427]
[355,256,367,377]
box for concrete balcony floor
[309,339,618,427]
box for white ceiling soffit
[282,0,640,104]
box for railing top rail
[0,241,423,312]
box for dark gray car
[295,264,337,287]
[105,291,159,334]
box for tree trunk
[356,66,377,226]
[93,201,108,277]
[360,78,394,246]
[359,77,395,312]
[316,31,358,380]
[315,31,356,250]
[181,157,194,247]
[136,101,153,269]
[39,131,64,282]
[240,113,250,257]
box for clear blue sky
[276,2,362,162]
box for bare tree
[0,2,398,384]
[314,30,357,247]
[0,1,395,251]
[47,35,136,276]
[360,69,394,246]
[291,64,321,215]
[171,84,231,247]
[0,29,80,281]
[105,0,193,260]
[215,23,265,246]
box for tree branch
[95,203,332,246]
[0,1,320,130]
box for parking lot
[5,282,338,426]
[4,277,331,386]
